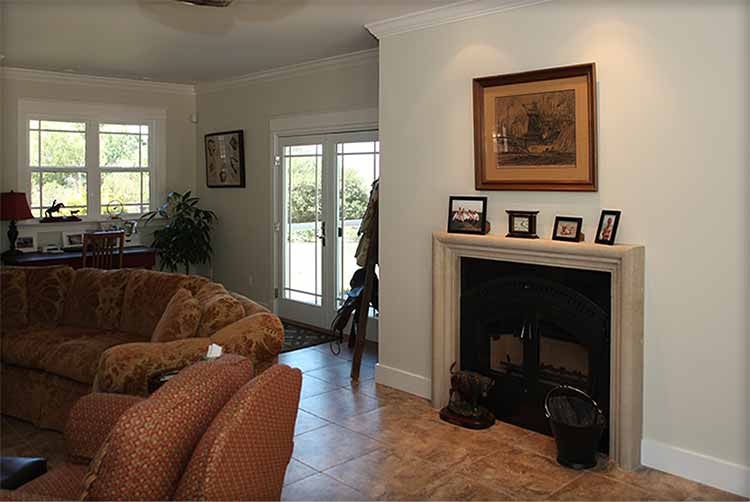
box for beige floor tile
[337,404,444,445]
[300,387,384,422]
[295,410,330,436]
[682,484,748,501]
[282,472,368,501]
[546,472,660,501]
[454,444,582,500]
[292,423,382,471]
[305,361,376,387]
[415,472,515,501]
[279,347,349,373]
[299,374,341,400]
[283,459,318,486]
[324,448,451,500]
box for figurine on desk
[40,200,81,223]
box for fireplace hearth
[460,258,611,452]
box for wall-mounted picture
[595,210,621,245]
[62,231,84,250]
[16,234,37,253]
[205,130,245,188]
[448,196,487,235]
[552,216,583,242]
[473,63,597,191]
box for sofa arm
[93,337,210,396]
[65,393,144,462]
[209,312,284,373]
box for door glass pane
[283,144,323,305]
[337,141,379,303]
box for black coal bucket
[544,385,606,470]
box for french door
[275,131,379,331]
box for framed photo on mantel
[473,63,598,192]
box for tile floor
[1,341,746,501]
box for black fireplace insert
[460,258,611,452]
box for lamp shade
[0,192,34,221]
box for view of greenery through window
[29,120,151,216]
[288,157,369,243]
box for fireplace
[432,232,644,469]
[460,258,611,452]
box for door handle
[318,221,326,247]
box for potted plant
[140,191,217,275]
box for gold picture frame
[473,63,597,191]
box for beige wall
[1,77,196,194]
[378,0,748,480]
[195,60,379,305]
[0,74,197,249]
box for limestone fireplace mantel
[432,231,645,470]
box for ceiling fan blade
[177,0,234,6]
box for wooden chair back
[82,231,125,269]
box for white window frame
[17,98,167,221]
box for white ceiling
[1,0,456,84]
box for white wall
[195,58,379,305]
[378,0,749,492]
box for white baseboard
[375,363,431,399]
[642,438,749,498]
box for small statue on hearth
[439,362,496,429]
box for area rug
[282,320,337,353]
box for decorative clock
[506,210,539,239]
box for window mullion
[87,120,100,217]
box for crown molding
[196,48,378,94]
[365,0,555,39]
[1,66,196,96]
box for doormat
[282,320,337,353]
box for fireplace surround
[432,232,645,470]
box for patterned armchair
[0,266,284,431]
[1,356,302,501]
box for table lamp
[1,191,34,258]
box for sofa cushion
[230,291,270,317]
[1,326,101,371]
[194,282,227,304]
[1,267,28,330]
[26,266,74,327]
[80,355,253,501]
[62,268,129,331]
[197,290,245,338]
[151,288,201,343]
[119,269,197,338]
[40,332,144,384]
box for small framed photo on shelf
[16,234,37,253]
[552,216,583,242]
[62,231,84,250]
[448,196,488,235]
[595,210,621,245]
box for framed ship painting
[205,130,246,188]
[473,63,597,191]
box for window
[19,100,165,219]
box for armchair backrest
[80,355,253,501]
[174,365,302,501]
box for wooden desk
[2,246,157,269]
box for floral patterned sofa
[0,266,284,431]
